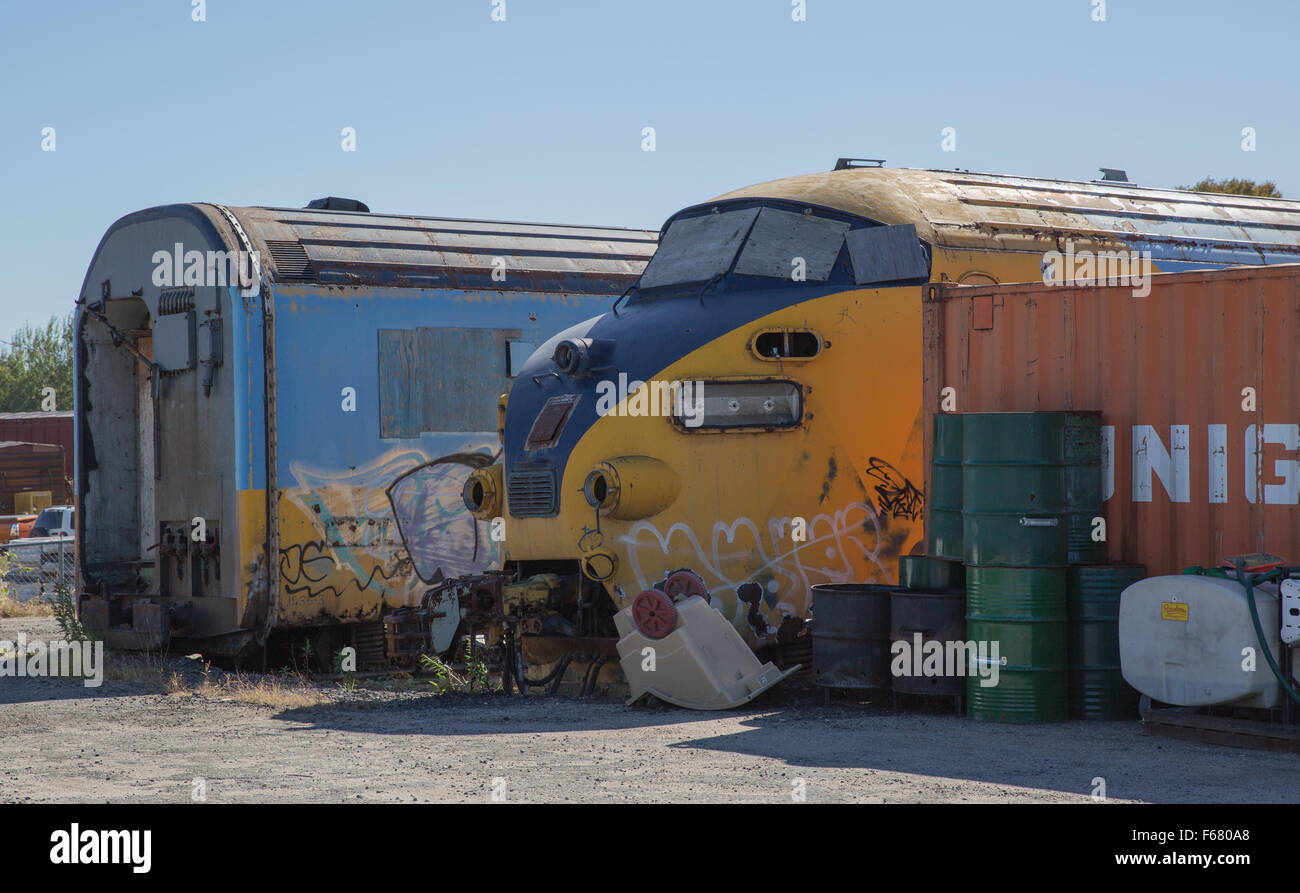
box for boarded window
[845,224,931,285]
[378,327,521,437]
[638,207,760,289]
[733,208,849,281]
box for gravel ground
[2,617,1298,804]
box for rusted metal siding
[923,264,1300,575]
[0,442,70,514]
[0,412,74,478]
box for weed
[419,637,499,694]
[419,652,457,694]
[333,648,357,691]
[51,584,94,642]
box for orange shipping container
[922,263,1300,575]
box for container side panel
[929,265,1300,574]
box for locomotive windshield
[635,202,929,295]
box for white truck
[11,505,75,543]
[5,505,75,594]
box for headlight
[582,456,680,520]
[462,465,503,520]
[672,380,802,430]
[552,339,593,376]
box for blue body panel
[270,284,609,481]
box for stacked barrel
[926,413,964,562]
[1064,413,1106,565]
[1067,563,1145,719]
[884,414,968,708]
[961,412,1080,723]
[890,410,1143,721]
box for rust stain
[925,264,1300,574]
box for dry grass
[167,668,334,708]
[102,652,333,708]
[104,659,170,686]
[0,591,54,618]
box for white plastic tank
[1118,575,1285,709]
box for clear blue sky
[1,0,1295,340]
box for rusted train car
[0,411,74,478]
[74,199,657,662]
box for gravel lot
[2,617,1297,804]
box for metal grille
[157,287,195,315]
[507,461,558,517]
[264,239,314,280]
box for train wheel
[663,570,709,604]
[632,589,677,639]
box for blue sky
[1,0,1296,339]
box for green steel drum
[927,413,964,560]
[898,555,965,590]
[1067,564,1146,719]
[961,413,1068,567]
[1064,412,1105,565]
[965,566,1068,723]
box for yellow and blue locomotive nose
[490,196,935,643]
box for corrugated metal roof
[225,205,659,292]
[0,412,74,420]
[713,168,1300,266]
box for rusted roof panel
[713,168,1300,265]
[226,205,659,293]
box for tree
[1179,177,1282,197]
[0,314,74,412]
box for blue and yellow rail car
[475,166,1300,654]
[74,200,656,661]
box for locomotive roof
[712,167,1300,264]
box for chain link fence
[2,538,75,603]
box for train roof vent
[264,239,314,281]
[834,158,885,170]
[1097,168,1129,182]
[305,196,370,212]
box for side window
[846,224,931,285]
[752,329,822,361]
[378,326,521,436]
